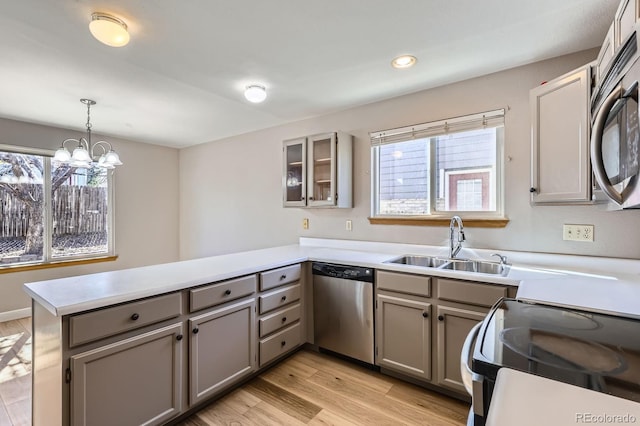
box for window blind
[370,109,505,146]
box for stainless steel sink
[384,255,449,268]
[439,259,510,276]
[384,255,510,276]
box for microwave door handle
[591,84,624,204]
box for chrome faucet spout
[449,216,465,258]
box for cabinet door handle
[301,196,305,200]
[529,187,537,193]
[422,312,429,318]
[281,295,287,301]
[224,289,231,296]
[309,196,314,200]
[280,274,287,280]
[281,341,286,347]
[193,327,199,334]
[438,315,444,321]
[176,334,183,341]
[281,317,287,323]
[130,313,139,321]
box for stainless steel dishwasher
[312,262,374,364]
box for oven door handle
[591,83,624,204]
[460,322,482,395]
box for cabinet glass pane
[312,137,332,202]
[285,144,304,202]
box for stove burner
[500,327,627,375]
[519,305,601,330]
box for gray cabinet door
[435,305,486,393]
[530,64,591,204]
[376,293,431,380]
[70,323,183,426]
[189,298,256,405]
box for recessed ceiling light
[391,55,417,69]
[89,12,130,47]
[244,85,267,103]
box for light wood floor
[0,318,469,425]
[178,350,470,426]
[0,317,31,426]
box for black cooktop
[472,299,640,403]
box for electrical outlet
[346,220,352,231]
[302,218,309,230]
[563,224,594,242]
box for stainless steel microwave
[591,28,640,209]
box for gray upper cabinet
[188,298,256,405]
[595,22,615,86]
[530,63,592,204]
[282,132,353,208]
[614,0,639,50]
[70,323,183,426]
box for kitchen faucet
[449,215,466,258]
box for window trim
[0,144,116,269]
[370,109,506,221]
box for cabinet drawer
[190,275,257,312]
[259,322,301,367]
[437,279,507,308]
[259,283,301,314]
[260,264,301,291]
[259,303,301,338]
[377,270,431,297]
[69,292,182,347]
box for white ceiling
[0,0,619,148]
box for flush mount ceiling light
[391,55,417,69]
[53,99,123,170]
[244,85,267,103]
[89,12,130,47]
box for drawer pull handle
[224,289,231,296]
[281,340,286,347]
[282,317,287,322]
[193,327,199,334]
[281,295,287,301]
[280,274,287,280]
[422,312,428,318]
[176,334,183,341]
[131,313,140,321]
[438,315,444,322]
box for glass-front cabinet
[283,138,307,206]
[282,132,352,208]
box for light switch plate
[563,224,594,242]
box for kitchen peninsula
[24,238,640,425]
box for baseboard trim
[0,307,32,322]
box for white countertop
[23,237,640,317]
[487,368,640,426]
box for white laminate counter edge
[23,238,640,318]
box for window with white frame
[371,110,504,218]
[0,145,114,267]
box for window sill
[0,255,118,274]
[368,217,509,228]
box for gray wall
[180,48,640,261]
[0,118,180,314]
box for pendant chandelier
[53,99,123,169]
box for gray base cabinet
[70,323,183,426]
[376,293,431,380]
[375,269,514,397]
[188,298,256,405]
[435,305,486,393]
